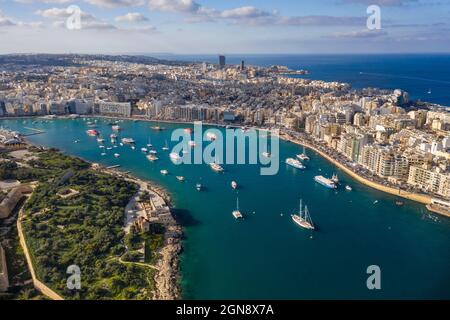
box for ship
[291,199,314,230]
[314,175,337,189]
[146,154,158,161]
[286,158,305,169]
[86,129,99,136]
[231,181,237,189]
[121,137,135,144]
[232,196,243,219]
[296,146,310,161]
[162,140,169,151]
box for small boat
[184,128,193,134]
[231,181,237,189]
[162,140,169,151]
[170,152,181,161]
[176,176,185,182]
[232,196,243,219]
[331,173,339,184]
[196,183,202,191]
[149,150,158,155]
[262,152,271,158]
[396,201,404,206]
[373,200,379,204]
[86,129,99,136]
[188,140,196,147]
[345,185,352,191]
[151,126,163,131]
[209,162,224,172]
[97,138,105,143]
[101,153,106,156]
[146,154,158,161]
[112,125,121,131]
[121,138,135,144]
[114,153,120,158]
[160,170,169,175]
[73,140,79,143]
[146,138,153,147]
[291,199,315,230]
[106,147,113,150]
[119,143,124,146]
[286,158,305,169]
[296,147,310,161]
[206,132,217,141]
[141,147,148,153]
[427,89,432,94]
[99,145,105,149]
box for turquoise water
[2,117,450,299]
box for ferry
[314,175,337,189]
[286,158,305,169]
[114,153,120,158]
[160,170,169,175]
[112,125,121,131]
[291,199,315,230]
[86,129,99,136]
[296,146,310,161]
[146,154,158,161]
[196,183,202,191]
[231,181,238,190]
[176,176,185,182]
[206,132,217,141]
[141,147,148,153]
[121,138,135,144]
[345,185,353,191]
[232,196,243,219]
[209,162,224,172]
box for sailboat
[291,199,315,230]
[232,195,243,219]
[162,140,169,151]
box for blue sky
[0,0,449,54]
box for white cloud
[14,0,72,4]
[332,29,388,38]
[115,12,148,22]
[148,0,201,13]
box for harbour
[1,117,449,299]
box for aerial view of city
[0,0,449,313]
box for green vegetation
[18,149,161,299]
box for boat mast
[236,195,240,211]
[299,199,303,218]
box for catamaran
[291,199,315,230]
[297,146,310,161]
[232,196,243,219]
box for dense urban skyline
[1,0,450,54]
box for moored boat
[314,175,337,189]
[286,158,305,169]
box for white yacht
[292,199,315,230]
[296,146,310,161]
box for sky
[0,0,449,54]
